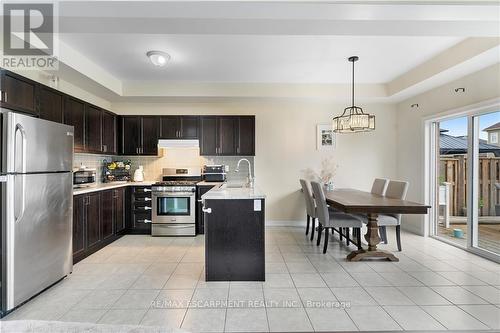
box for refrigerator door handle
[15,123,27,173]
[14,174,26,223]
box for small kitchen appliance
[202,165,226,182]
[73,167,96,188]
[151,167,202,236]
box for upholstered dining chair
[359,180,409,251]
[370,178,389,241]
[300,179,317,239]
[310,181,363,253]
[371,178,389,196]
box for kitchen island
[201,184,266,281]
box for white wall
[114,100,398,222]
[396,63,500,235]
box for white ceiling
[59,34,463,83]
[22,1,499,101]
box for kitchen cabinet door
[218,117,237,155]
[160,116,180,139]
[39,86,64,123]
[101,190,114,240]
[86,192,102,248]
[102,111,116,154]
[181,116,199,139]
[0,70,37,115]
[85,104,102,153]
[114,188,126,233]
[236,116,255,156]
[72,195,86,258]
[141,116,160,155]
[121,116,141,155]
[196,185,215,234]
[200,116,218,156]
[64,97,85,153]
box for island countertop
[201,183,266,200]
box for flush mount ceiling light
[146,51,170,67]
[332,56,375,133]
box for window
[490,132,498,143]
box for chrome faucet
[235,158,254,188]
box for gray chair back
[310,181,329,226]
[371,178,389,196]
[300,179,316,218]
[385,180,409,221]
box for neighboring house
[440,130,500,156]
[484,121,500,147]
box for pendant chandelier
[332,56,375,133]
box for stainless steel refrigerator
[0,110,74,316]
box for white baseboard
[266,220,304,227]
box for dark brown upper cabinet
[85,104,102,153]
[236,116,255,156]
[160,116,199,139]
[200,116,218,155]
[121,116,141,155]
[218,117,237,155]
[38,86,64,123]
[102,111,116,155]
[200,116,255,156]
[63,97,86,153]
[142,116,160,155]
[0,70,37,115]
[120,116,159,155]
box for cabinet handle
[3,92,7,103]
[102,144,107,153]
[142,206,152,210]
[237,147,240,154]
[143,188,152,192]
[0,90,3,102]
[202,207,212,214]
[138,219,152,223]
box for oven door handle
[160,225,195,228]
[152,192,195,197]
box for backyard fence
[440,156,500,216]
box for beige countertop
[201,183,266,201]
[73,181,156,195]
[196,181,225,186]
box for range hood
[158,139,199,149]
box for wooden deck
[437,219,500,254]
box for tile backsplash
[74,148,254,184]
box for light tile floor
[3,226,500,332]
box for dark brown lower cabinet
[114,188,126,233]
[73,189,125,264]
[72,195,86,260]
[86,192,102,248]
[196,185,215,234]
[101,190,114,240]
[205,199,265,281]
[127,186,152,234]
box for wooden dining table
[324,188,430,262]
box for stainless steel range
[151,167,201,236]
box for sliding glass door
[430,109,500,262]
[474,111,500,257]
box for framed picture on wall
[316,124,336,150]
